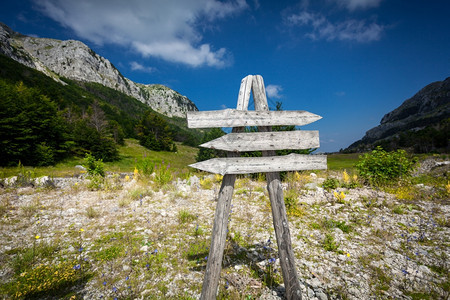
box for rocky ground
[0,161,449,299]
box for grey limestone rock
[0,22,198,118]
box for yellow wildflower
[134,167,139,177]
[35,235,40,239]
[334,191,346,202]
[346,253,350,257]
[79,228,84,232]
[124,175,130,181]
[343,170,350,183]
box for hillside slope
[0,22,197,117]
[346,77,450,153]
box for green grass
[0,139,198,177]
[327,153,360,171]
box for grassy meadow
[0,139,199,178]
[0,139,362,178]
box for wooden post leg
[266,172,302,300]
[252,74,302,299]
[200,173,236,300]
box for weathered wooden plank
[236,75,252,111]
[187,109,322,128]
[200,130,319,152]
[189,153,327,175]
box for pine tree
[137,110,177,152]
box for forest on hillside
[0,54,202,166]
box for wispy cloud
[333,0,383,11]
[266,84,283,99]
[286,10,384,43]
[33,0,248,67]
[130,61,156,73]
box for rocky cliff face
[0,22,197,117]
[346,77,450,152]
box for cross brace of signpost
[187,75,327,300]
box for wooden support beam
[199,170,236,299]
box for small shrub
[136,157,154,177]
[86,175,105,190]
[129,187,153,200]
[85,206,100,218]
[283,189,304,217]
[322,177,339,191]
[84,153,105,177]
[322,233,339,252]
[154,162,173,188]
[355,146,416,186]
[392,204,405,214]
[15,162,35,187]
[178,209,197,224]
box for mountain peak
[0,22,197,117]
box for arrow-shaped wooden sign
[200,130,320,152]
[189,153,326,175]
[187,109,321,128]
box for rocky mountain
[346,77,450,153]
[0,22,197,117]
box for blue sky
[2,0,449,152]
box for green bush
[355,146,417,186]
[136,157,155,177]
[84,153,105,177]
[322,177,339,191]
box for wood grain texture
[236,75,252,111]
[200,130,320,152]
[187,109,322,128]
[190,153,326,175]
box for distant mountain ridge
[346,77,450,153]
[0,22,197,117]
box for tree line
[0,79,182,166]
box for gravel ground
[0,168,448,299]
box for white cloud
[266,84,283,99]
[286,11,384,43]
[130,61,156,73]
[33,0,248,67]
[333,0,382,11]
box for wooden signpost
[187,75,327,300]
